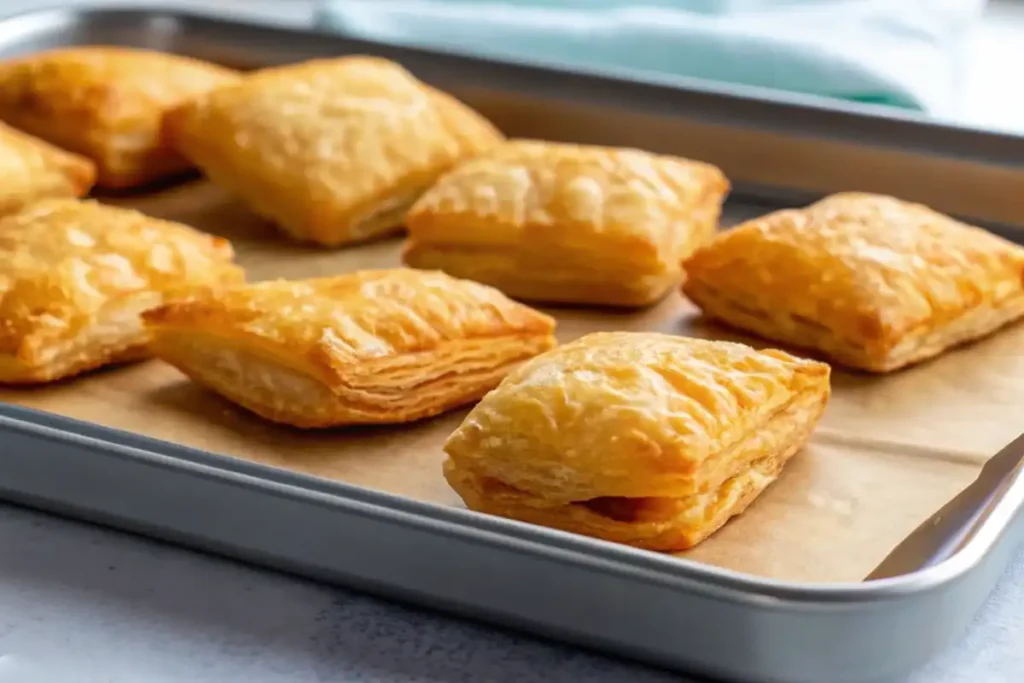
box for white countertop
[2,2,1024,682]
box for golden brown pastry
[0,121,95,214]
[683,192,1024,373]
[0,199,244,384]
[444,332,830,551]
[164,56,504,247]
[403,140,729,307]
[142,269,557,427]
[0,47,239,189]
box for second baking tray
[2,7,1024,683]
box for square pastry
[443,332,830,551]
[142,269,557,428]
[0,121,95,215]
[164,56,504,247]
[403,140,729,307]
[0,199,244,384]
[682,192,1024,372]
[0,47,239,189]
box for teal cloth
[317,0,987,112]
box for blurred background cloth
[317,0,988,113]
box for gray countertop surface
[2,2,1024,682]
[2,503,1022,683]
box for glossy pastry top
[407,140,729,263]
[444,331,830,503]
[143,269,556,381]
[165,56,503,223]
[0,121,95,212]
[0,47,239,133]
[0,199,242,353]
[684,192,1024,347]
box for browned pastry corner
[0,46,240,189]
[0,198,244,384]
[142,268,557,428]
[681,192,1024,373]
[443,331,830,551]
[404,139,729,308]
[0,121,95,215]
[163,56,504,247]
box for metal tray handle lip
[0,403,1015,606]
[5,6,1024,168]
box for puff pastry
[164,56,504,247]
[0,47,239,189]
[404,140,729,307]
[444,332,830,551]
[0,121,95,215]
[682,192,1024,372]
[0,199,244,384]
[142,269,557,427]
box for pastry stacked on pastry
[404,140,729,307]
[683,192,1024,372]
[444,332,831,550]
[143,268,557,427]
[0,47,240,189]
[165,56,504,247]
[0,199,244,384]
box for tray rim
[3,401,1022,603]
[0,2,1020,607]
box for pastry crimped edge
[444,371,828,551]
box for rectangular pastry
[403,140,729,307]
[443,331,830,551]
[0,121,95,215]
[0,199,244,384]
[0,47,239,189]
[142,269,557,428]
[682,192,1024,372]
[164,56,504,247]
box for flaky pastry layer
[164,56,504,247]
[0,46,239,188]
[142,269,557,427]
[402,244,676,307]
[445,332,830,502]
[0,199,244,384]
[0,121,95,215]
[150,331,552,428]
[443,332,830,549]
[683,192,1024,372]
[404,140,729,307]
[445,379,826,551]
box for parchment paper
[2,179,1020,583]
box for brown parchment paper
[2,179,1021,584]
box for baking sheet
[1,178,1014,583]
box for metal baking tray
[1,7,1024,683]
